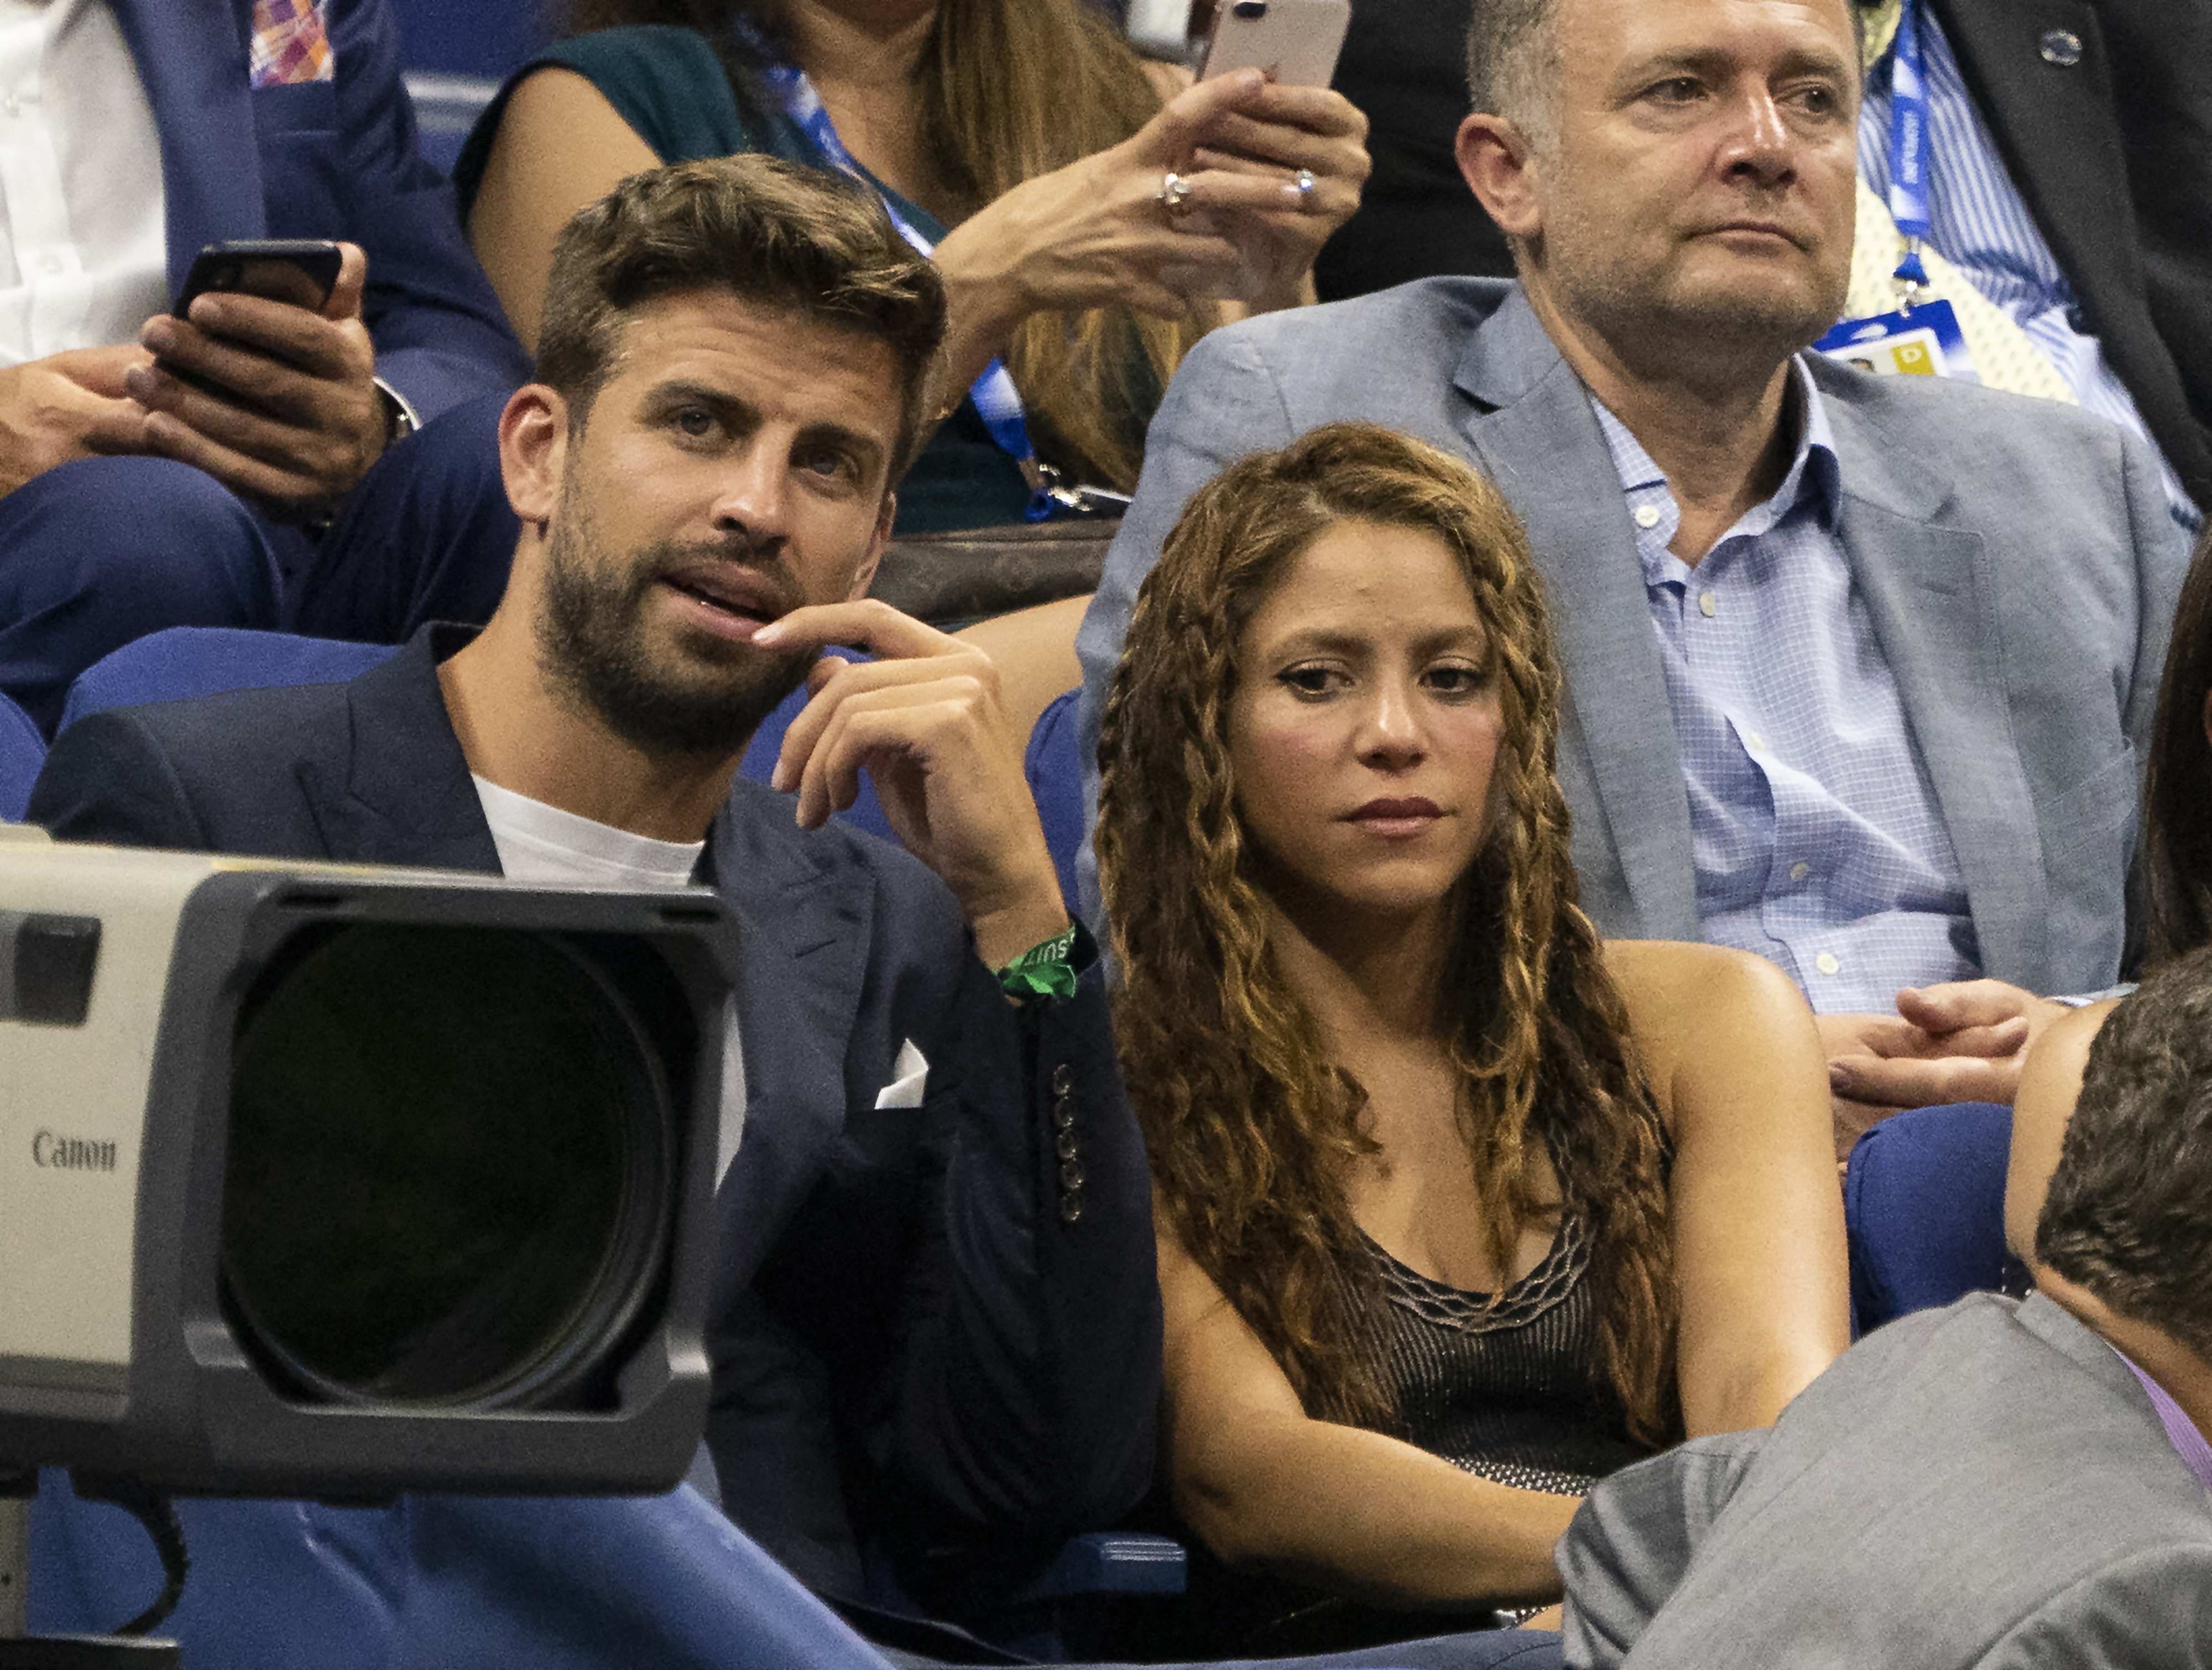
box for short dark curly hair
[535,154,947,475]
[2037,942,2212,1360]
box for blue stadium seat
[1843,1100,2017,1337]
[58,626,398,732]
[0,687,48,819]
[54,627,897,844]
[388,0,553,175]
[1025,688,1085,912]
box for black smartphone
[174,239,343,317]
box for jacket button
[1060,1160,1086,1192]
[1058,1192,1084,1224]
[1053,1095,1076,1130]
[1051,1063,1074,1097]
[1056,1127,1079,1161]
[2038,29,2082,65]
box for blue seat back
[1844,1100,2016,1336]
[1025,688,1084,913]
[59,627,399,732]
[0,687,47,818]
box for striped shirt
[1592,367,1980,1014]
[1857,6,2199,530]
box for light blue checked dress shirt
[1591,366,1980,1014]
[1858,6,2200,530]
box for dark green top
[453,25,1033,534]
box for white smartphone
[1197,0,1352,86]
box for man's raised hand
[755,600,1068,970]
[0,345,157,499]
[127,241,387,522]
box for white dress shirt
[0,0,166,364]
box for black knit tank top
[1366,1211,1649,1494]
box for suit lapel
[1451,294,1702,942]
[1928,0,2140,320]
[298,628,503,872]
[110,0,268,297]
[1823,380,2050,988]
[703,785,875,1278]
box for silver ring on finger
[1294,168,1317,212]
[1158,169,1194,216]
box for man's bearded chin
[534,512,815,759]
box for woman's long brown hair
[1096,422,1682,1444]
[565,0,1208,492]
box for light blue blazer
[1077,279,2189,998]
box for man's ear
[845,490,895,602]
[1457,112,1543,241]
[499,384,570,527]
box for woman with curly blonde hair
[1095,422,1847,1638]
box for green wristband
[998,921,1084,1004]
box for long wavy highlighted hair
[1097,422,1681,1444]
[566,0,1207,493]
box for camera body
[0,842,732,1499]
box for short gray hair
[1465,0,1559,144]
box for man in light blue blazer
[0,0,527,730]
[1077,0,2187,1145]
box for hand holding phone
[128,238,392,523]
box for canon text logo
[31,1130,117,1172]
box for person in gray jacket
[1075,0,2189,1150]
[1554,942,2212,1667]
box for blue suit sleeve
[873,955,1161,1563]
[26,709,212,853]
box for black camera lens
[220,923,675,1410]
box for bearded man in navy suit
[0,0,526,731]
[27,155,1162,1651]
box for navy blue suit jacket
[112,0,527,421]
[26,628,1162,1608]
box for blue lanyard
[1885,0,1933,298]
[753,57,1063,520]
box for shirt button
[1746,730,1766,751]
[2,95,17,118]
[1698,591,1717,618]
[1633,505,1662,530]
[2039,29,2083,65]
[1790,862,1810,882]
[1815,952,1841,977]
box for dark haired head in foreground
[2038,943,2212,1367]
[1098,420,1844,1635]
